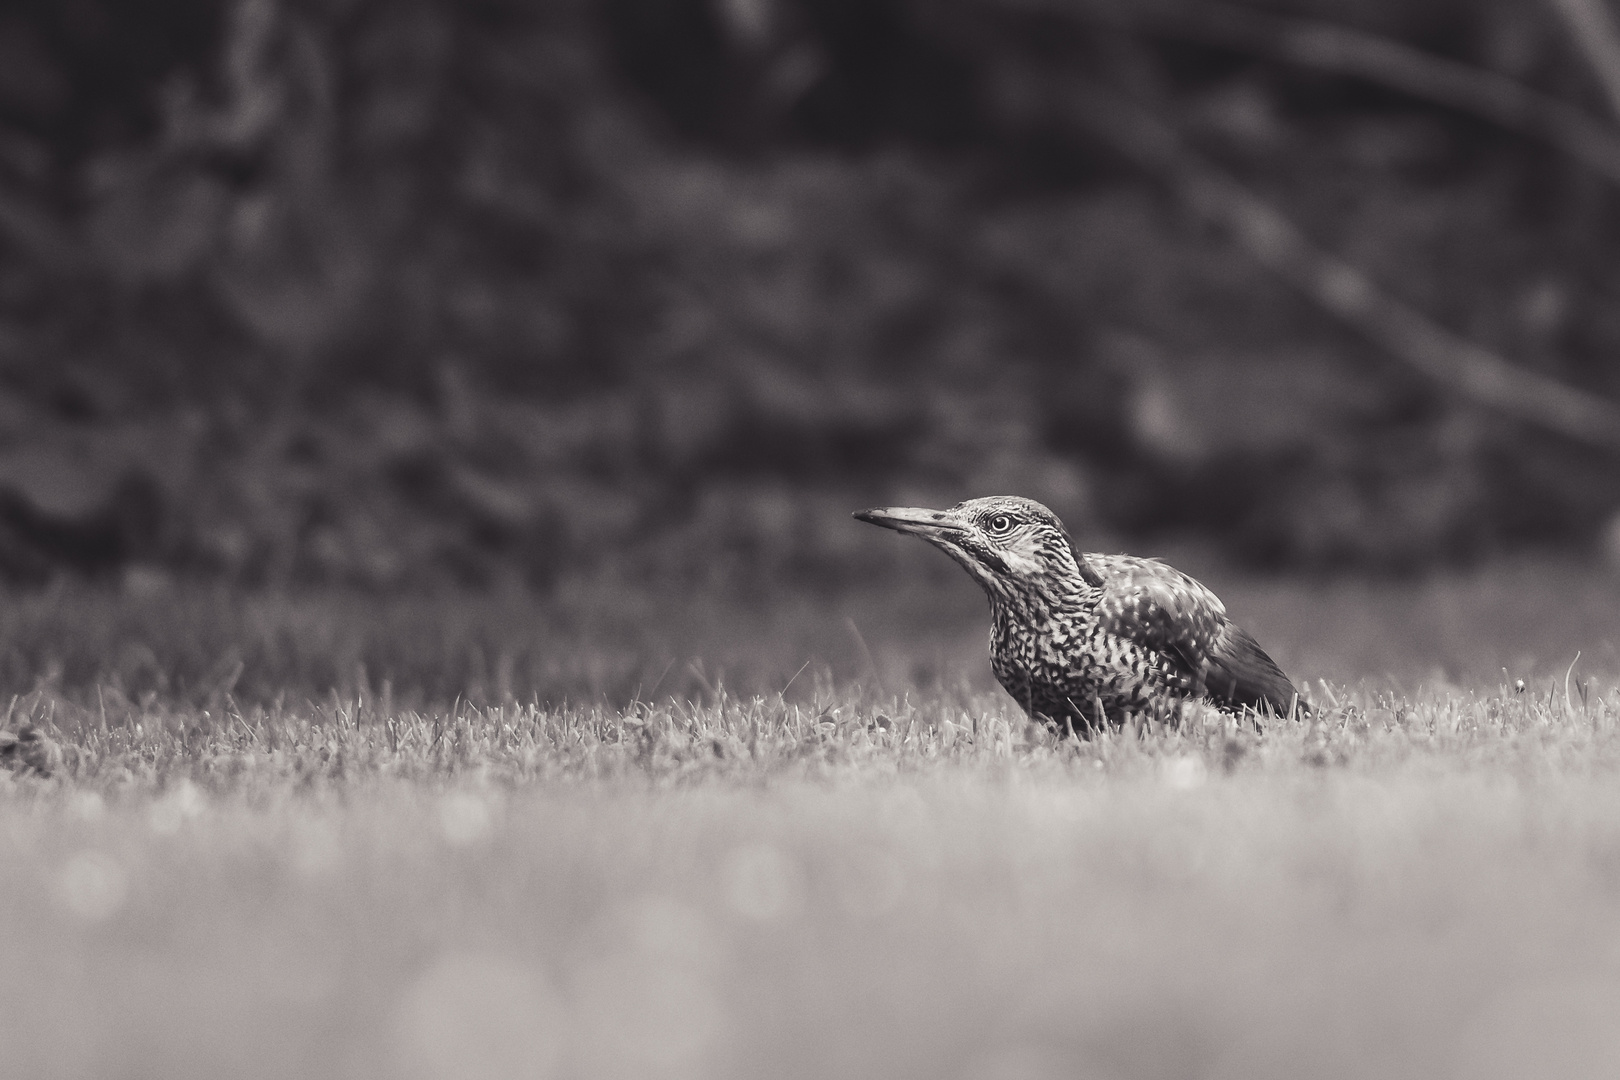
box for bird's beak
[853,506,965,538]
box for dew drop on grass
[60,851,128,921]
[393,950,563,1080]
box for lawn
[2,564,1619,1080]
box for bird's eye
[986,514,1014,535]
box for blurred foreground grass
[1,566,1619,1079]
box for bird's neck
[987,558,1100,626]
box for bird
[854,496,1304,733]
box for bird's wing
[1203,622,1304,715]
[1089,555,1302,715]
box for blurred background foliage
[1,0,1619,590]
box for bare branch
[1547,0,1620,121]
[1041,0,1620,187]
[1051,80,1620,453]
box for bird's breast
[990,610,1101,703]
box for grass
[2,566,1620,1080]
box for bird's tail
[1208,624,1307,718]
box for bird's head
[854,496,1097,612]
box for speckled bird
[855,496,1304,732]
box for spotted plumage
[855,496,1304,732]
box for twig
[1055,80,1620,452]
[1547,0,1620,121]
[1047,0,1620,187]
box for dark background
[2,0,1619,593]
